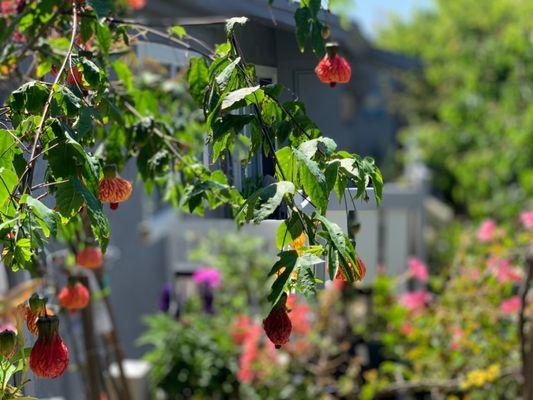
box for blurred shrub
[141,216,531,399]
[379,0,533,219]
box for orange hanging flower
[315,43,351,88]
[58,278,90,310]
[24,294,54,336]
[76,246,103,269]
[127,0,146,10]
[98,165,133,210]
[335,256,366,282]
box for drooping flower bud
[76,246,103,269]
[98,165,133,211]
[25,294,54,336]
[58,278,90,310]
[29,315,69,378]
[0,328,17,358]
[263,294,292,349]
[315,43,351,87]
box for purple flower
[159,283,172,312]
[192,267,222,289]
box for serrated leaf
[275,146,297,181]
[267,250,298,305]
[297,265,317,298]
[72,177,110,251]
[215,57,240,90]
[276,215,304,249]
[294,148,328,211]
[240,181,295,224]
[55,178,84,218]
[187,57,209,106]
[299,137,337,158]
[20,195,58,237]
[221,86,261,110]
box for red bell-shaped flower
[263,294,292,349]
[335,256,366,282]
[58,278,90,310]
[315,43,351,87]
[30,315,69,378]
[76,246,103,269]
[98,165,133,210]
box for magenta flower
[477,219,496,242]
[520,210,533,230]
[500,296,522,314]
[408,257,429,282]
[192,267,222,289]
[399,290,431,311]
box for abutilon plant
[0,0,382,393]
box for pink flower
[488,257,521,283]
[408,257,429,282]
[520,211,533,230]
[400,322,414,336]
[192,267,221,289]
[399,290,431,311]
[477,219,496,242]
[500,296,522,314]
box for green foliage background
[378,0,533,219]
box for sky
[348,0,432,37]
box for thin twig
[25,3,79,194]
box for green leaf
[168,25,186,39]
[20,195,58,237]
[311,20,326,56]
[54,85,82,117]
[95,21,111,57]
[225,17,248,36]
[55,178,84,218]
[294,148,328,211]
[10,82,49,114]
[275,146,298,181]
[113,60,133,91]
[215,57,240,90]
[72,177,110,251]
[79,58,102,87]
[299,137,337,158]
[221,86,261,110]
[294,7,311,52]
[297,265,317,298]
[87,0,113,18]
[240,181,295,224]
[267,250,298,305]
[316,214,346,255]
[276,215,304,249]
[0,167,17,209]
[188,57,209,106]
